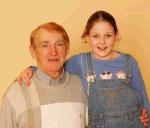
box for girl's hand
[15,67,33,86]
[140,108,149,128]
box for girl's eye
[92,34,99,38]
[106,34,112,38]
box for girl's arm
[15,66,36,86]
[131,56,150,113]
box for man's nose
[50,45,57,56]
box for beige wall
[0,0,150,104]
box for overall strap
[85,52,95,77]
[80,52,96,94]
[125,54,132,84]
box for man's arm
[0,96,17,128]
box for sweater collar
[34,68,67,86]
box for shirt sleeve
[64,54,83,76]
[130,56,150,114]
[0,96,17,128]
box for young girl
[17,11,149,127]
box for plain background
[0,0,150,104]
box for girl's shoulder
[67,52,90,61]
[65,52,89,74]
[119,52,138,65]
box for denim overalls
[85,53,143,128]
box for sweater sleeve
[0,96,17,128]
[130,56,150,114]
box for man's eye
[56,43,63,46]
[55,41,64,47]
[106,34,112,38]
[41,44,48,47]
[41,41,49,47]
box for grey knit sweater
[0,69,88,128]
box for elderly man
[0,22,88,128]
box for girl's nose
[99,38,105,45]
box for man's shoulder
[65,71,82,84]
[66,71,80,79]
[5,81,23,99]
[4,78,36,104]
[2,81,27,111]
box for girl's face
[86,21,118,60]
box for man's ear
[29,45,36,59]
[66,42,70,55]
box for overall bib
[86,53,143,128]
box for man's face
[30,28,69,77]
